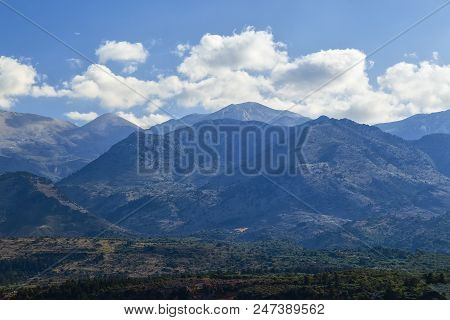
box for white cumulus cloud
[8,29,450,125]
[116,111,170,129]
[96,40,148,64]
[174,43,191,57]
[65,111,99,122]
[268,49,400,123]
[122,64,138,74]
[178,27,288,81]
[432,51,439,61]
[62,64,183,111]
[66,58,83,68]
[169,30,450,123]
[0,56,57,109]
[95,40,148,74]
[378,60,450,117]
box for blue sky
[0,0,449,127]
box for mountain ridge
[0,111,139,180]
[413,133,450,178]
[377,108,450,140]
[0,171,128,237]
[59,116,450,251]
[149,102,310,133]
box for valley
[0,238,449,299]
[2,103,450,300]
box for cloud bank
[65,111,98,122]
[2,28,450,125]
[115,111,170,128]
[96,40,148,64]
[0,56,58,109]
[95,40,148,74]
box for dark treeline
[5,270,448,300]
[1,238,449,299]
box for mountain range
[0,111,139,180]
[2,102,450,251]
[59,114,450,251]
[412,134,450,178]
[377,109,450,140]
[0,172,125,237]
[149,102,310,134]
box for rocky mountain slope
[0,172,126,237]
[0,111,139,180]
[65,113,140,160]
[412,133,450,178]
[377,109,450,140]
[150,102,310,133]
[59,117,450,251]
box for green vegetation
[5,271,449,300]
[0,238,449,299]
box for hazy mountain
[149,113,206,134]
[206,102,310,124]
[0,110,76,142]
[59,117,450,251]
[0,111,139,180]
[0,111,79,180]
[412,133,450,178]
[0,172,126,237]
[65,113,140,160]
[149,102,310,133]
[377,109,450,140]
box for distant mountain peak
[0,171,128,237]
[82,113,140,130]
[150,102,311,133]
[377,108,450,140]
[222,102,272,111]
[313,115,331,123]
[0,110,141,180]
[0,109,77,130]
[210,102,306,122]
[93,112,117,120]
[59,112,450,251]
